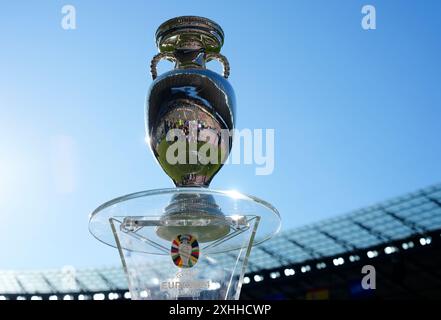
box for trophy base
[111,214,259,300]
[89,188,280,300]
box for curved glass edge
[88,188,281,251]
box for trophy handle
[206,53,230,79]
[150,52,230,80]
[150,52,176,80]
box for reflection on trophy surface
[150,105,230,187]
[147,70,235,187]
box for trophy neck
[173,47,207,70]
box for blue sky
[0,0,440,269]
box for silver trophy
[89,16,280,300]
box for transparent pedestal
[89,188,280,300]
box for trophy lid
[155,16,224,53]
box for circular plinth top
[155,16,224,53]
[89,188,281,254]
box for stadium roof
[1,183,441,296]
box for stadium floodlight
[349,255,360,262]
[367,250,378,258]
[300,265,311,273]
[254,275,264,282]
[108,292,119,300]
[420,237,432,246]
[384,246,398,254]
[93,293,105,301]
[88,16,281,300]
[402,241,415,250]
[284,268,295,276]
[333,257,345,266]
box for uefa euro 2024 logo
[171,234,200,268]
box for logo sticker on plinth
[171,234,199,268]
